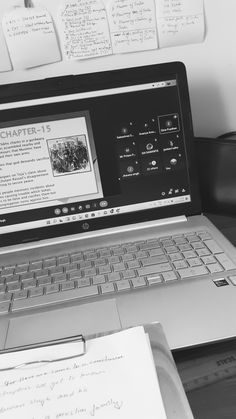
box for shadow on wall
[189,78,228,138]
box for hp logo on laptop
[82,222,90,230]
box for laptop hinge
[0,216,187,255]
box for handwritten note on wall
[107,0,158,54]
[2,7,61,69]
[0,28,11,72]
[155,0,205,48]
[0,327,167,419]
[58,0,112,60]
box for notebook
[0,61,236,351]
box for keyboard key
[100,283,115,294]
[108,256,120,264]
[228,275,236,286]
[45,284,60,294]
[1,268,14,277]
[0,285,6,294]
[205,240,223,254]
[92,275,106,285]
[0,293,12,303]
[138,263,172,276]
[0,302,10,314]
[28,287,44,298]
[173,260,188,269]
[35,269,49,278]
[15,265,28,274]
[79,261,92,269]
[13,290,28,300]
[139,242,161,251]
[178,244,192,251]
[21,272,34,281]
[5,275,20,284]
[201,255,217,265]
[94,258,106,267]
[43,258,56,268]
[98,265,111,275]
[22,279,37,289]
[58,256,70,265]
[50,266,64,275]
[215,254,236,270]
[127,260,141,269]
[78,278,90,287]
[188,258,203,267]
[69,270,82,280]
[169,253,183,262]
[61,281,75,291]
[108,272,121,282]
[178,266,209,279]
[116,280,131,291]
[207,263,224,274]
[142,255,168,266]
[164,246,178,254]
[52,273,67,283]
[162,271,178,282]
[148,248,165,257]
[7,282,21,292]
[122,269,136,279]
[83,267,96,277]
[12,286,99,311]
[146,275,162,285]
[37,277,52,286]
[122,253,135,262]
[131,277,146,288]
[182,250,197,259]
[196,248,211,257]
[198,232,212,240]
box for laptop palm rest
[5,299,121,348]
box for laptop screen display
[0,63,198,243]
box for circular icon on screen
[146,143,154,151]
[127,166,134,173]
[165,120,173,128]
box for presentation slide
[0,112,103,214]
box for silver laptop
[0,62,236,350]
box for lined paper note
[107,0,158,54]
[0,326,167,419]
[58,0,112,60]
[2,7,61,69]
[155,0,205,48]
[0,27,12,72]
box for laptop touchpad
[5,299,121,348]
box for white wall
[0,0,235,138]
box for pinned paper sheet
[155,0,205,48]
[58,0,112,60]
[2,7,61,69]
[0,27,12,72]
[107,0,158,54]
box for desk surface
[173,212,236,418]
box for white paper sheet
[0,27,12,72]
[0,326,167,419]
[107,0,158,54]
[155,0,205,48]
[2,7,61,69]
[58,0,112,60]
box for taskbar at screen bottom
[0,195,191,234]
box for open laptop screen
[0,62,200,245]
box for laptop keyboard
[0,231,236,314]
